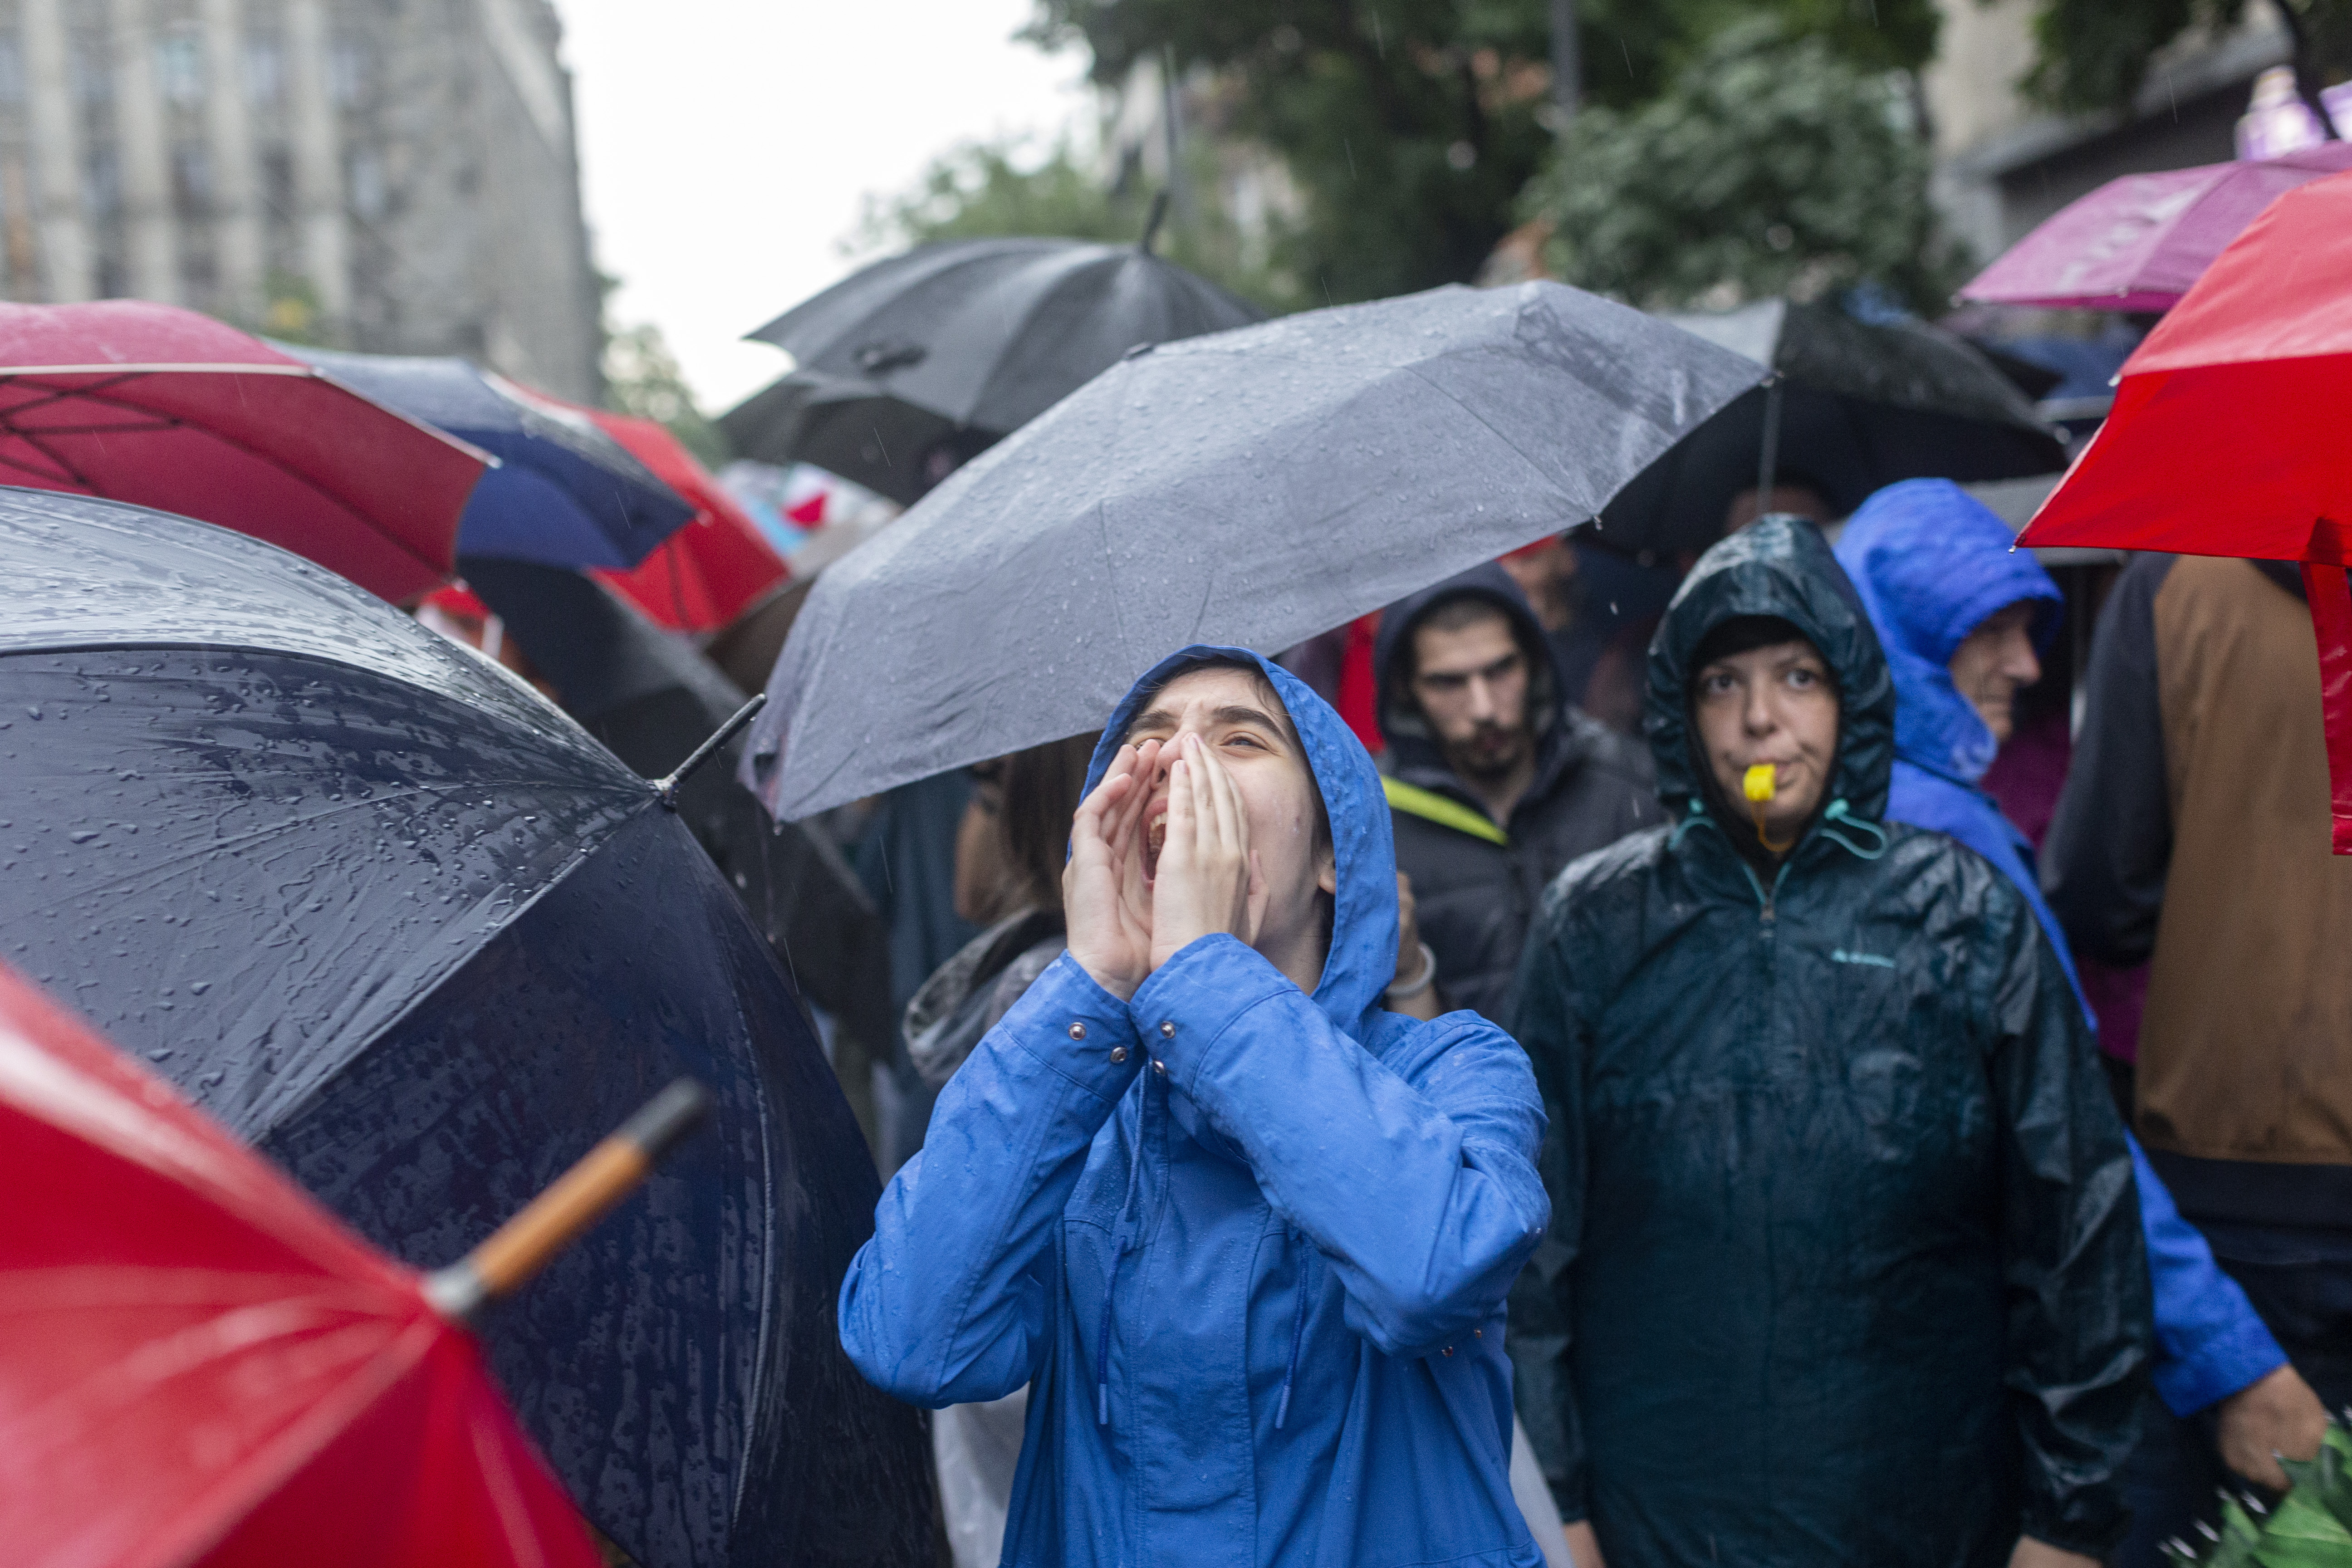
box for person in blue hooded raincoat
[839,646,1552,1568]
[1833,480,2325,1558]
[1508,516,2148,1568]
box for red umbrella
[0,301,489,603]
[0,962,705,1568]
[2020,170,2352,847]
[576,408,787,632]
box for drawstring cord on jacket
[1275,1231,1317,1429]
[1097,1073,1154,1426]
[1818,798,1890,861]
[1670,794,1889,862]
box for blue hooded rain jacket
[1835,478,2286,1417]
[839,647,1552,1568]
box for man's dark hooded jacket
[1375,564,1658,1023]
[1506,518,2149,1566]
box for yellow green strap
[1382,776,1508,847]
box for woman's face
[1691,637,1840,845]
[1122,666,1336,952]
[1948,602,2042,746]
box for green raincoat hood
[1642,514,1896,827]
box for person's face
[1947,602,2042,747]
[1123,667,1336,941]
[1409,614,1531,780]
[1692,638,1839,844]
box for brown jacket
[2048,556,2352,1220]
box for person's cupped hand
[1147,734,1265,973]
[1063,739,1160,1001]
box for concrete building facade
[0,0,600,401]
[1923,0,2291,265]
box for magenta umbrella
[1960,143,2352,313]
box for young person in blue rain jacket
[1835,480,2327,1562]
[838,646,1553,1568]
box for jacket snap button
[1068,1022,1087,1040]
[1110,1046,1128,1063]
[1159,1020,1175,1038]
[1473,1328,1482,1338]
[1441,1346,1454,1357]
[1152,1059,1167,1075]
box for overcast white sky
[550,1,1093,416]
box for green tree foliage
[853,134,1305,314]
[1519,17,1965,314]
[603,321,727,470]
[2022,0,2352,120]
[1022,0,1940,304]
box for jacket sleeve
[2043,555,2173,966]
[1989,899,2153,1554]
[2132,1133,2288,1416]
[837,952,1141,1407]
[1502,903,1591,1520]
[1132,935,1549,1358]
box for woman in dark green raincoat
[1508,517,2149,1568]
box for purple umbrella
[1960,144,2352,312]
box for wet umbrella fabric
[460,555,896,1057]
[0,300,489,603]
[1595,299,2067,558]
[0,963,602,1568]
[283,346,694,572]
[741,279,1764,821]
[0,490,934,1567]
[718,368,988,508]
[2020,171,2352,851]
[576,408,789,633]
[1961,143,2352,312]
[749,235,1266,432]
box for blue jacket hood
[1833,479,2060,785]
[1084,645,1398,1037]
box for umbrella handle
[424,1078,712,1323]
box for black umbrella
[716,368,990,507]
[725,231,1266,500]
[1592,299,2069,559]
[0,490,932,1568]
[461,555,896,1057]
[740,280,1764,820]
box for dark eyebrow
[1126,706,1181,735]
[1211,704,1284,730]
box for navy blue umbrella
[289,344,694,570]
[0,489,932,1568]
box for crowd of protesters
[810,480,2351,1568]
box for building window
[156,31,203,106]
[84,147,120,216]
[328,36,370,108]
[72,38,111,103]
[0,39,25,106]
[172,142,212,215]
[245,34,283,107]
[348,148,385,221]
[260,145,293,219]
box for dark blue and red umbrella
[0,488,933,1566]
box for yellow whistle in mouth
[1743,763,1778,803]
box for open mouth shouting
[1144,802,1170,882]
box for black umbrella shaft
[1756,377,1784,505]
[656,693,766,808]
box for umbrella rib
[0,426,98,489]
[35,378,456,579]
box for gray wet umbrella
[739,280,1765,821]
